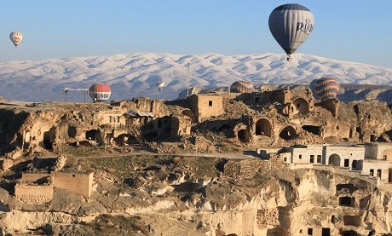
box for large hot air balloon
[230,81,254,93]
[268,4,314,61]
[9,31,23,47]
[309,78,340,101]
[89,83,111,102]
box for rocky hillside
[0,154,387,235]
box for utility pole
[62,88,89,102]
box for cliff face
[1,97,392,159]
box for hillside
[0,53,391,102]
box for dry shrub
[107,167,116,174]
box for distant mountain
[0,52,392,102]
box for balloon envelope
[268,4,314,60]
[309,78,340,100]
[230,81,254,93]
[156,82,165,91]
[89,83,111,102]
[9,31,23,47]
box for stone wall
[15,172,93,203]
[172,115,191,136]
[324,145,365,168]
[20,173,51,184]
[95,110,126,127]
[53,172,93,200]
[224,157,287,179]
[365,142,392,160]
[291,145,324,164]
[362,160,392,181]
[14,184,54,203]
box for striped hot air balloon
[89,83,111,102]
[309,78,340,101]
[230,81,254,93]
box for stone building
[188,94,224,123]
[95,107,126,128]
[265,142,392,182]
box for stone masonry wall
[14,184,54,203]
[20,173,51,184]
[53,172,93,200]
[224,157,287,179]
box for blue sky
[1,1,391,68]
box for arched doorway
[238,129,250,143]
[279,126,297,140]
[255,118,272,137]
[266,226,288,236]
[329,154,341,166]
[181,109,196,123]
[292,98,309,115]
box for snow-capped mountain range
[0,52,391,102]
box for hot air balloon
[230,81,254,93]
[309,78,340,101]
[156,82,165,91]
[268,4,314,61]
[9,31,23,47]
[89,83,111,102]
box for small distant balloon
[268,4,314,61]
[309,78,340,101]
[156,82,165,91]
[9,31,23,47]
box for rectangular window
[377,169,382,178]
[352,160,358,169]
[317,155,322,163]
[299,154,302,159]
[344,159,349,167]
[209,100,213,106]
[308,228,313,235]
[370,169,374,176]
[310,155,314,163]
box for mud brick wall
[53,172,93,199]
[224,158,287,179]
[14,184,54,203]
[20,173,51,184]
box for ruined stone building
[187,94,225,123]
[14,171,94,204]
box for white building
[264,142,392,182]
